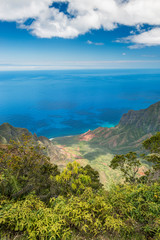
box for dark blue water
[0,69,160,138]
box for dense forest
[0,133,160,240]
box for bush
[0,189,127,240]
[0,138,59,200]
[108,182,160,239]
[1,134,160,239]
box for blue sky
[0,0,160,70]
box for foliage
[143,132,160,171]
[0,133,160,239]
[0,137,59,200]
[109,152,141,183]
[55,162,103,197]
[56,161,92,197]
[108,182,160,239]
[1,183,160,240]
[143,132,160,154]
[83,164,103,190]
[0,190,127,240]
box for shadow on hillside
[80,146,110,161]
[52,136,79,147]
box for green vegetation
[0,133,160,239]
[143,132,160,171]
[109,152,141,183]
[0,136,59,201]
[52,138,123,189]
[50,101,160,188]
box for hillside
[0,123,69,166]
[0,101,159,188]
[53,101,160,154]
[51,101,160,187]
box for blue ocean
[0,69,160,138]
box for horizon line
[0,61,160,71]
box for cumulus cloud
[0,0,51,21]
[0,0,160,46]
[123,28,160,48]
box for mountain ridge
[0,101,160,159]
[1,101,159,187]
[53,101,160,153]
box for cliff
[53,101,160,154]
[1,101,160,160]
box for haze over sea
[0,69,160,138]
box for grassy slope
[52,136,148,189]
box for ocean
[0,69,160,138]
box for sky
[0,0,160,70]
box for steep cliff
[53,101,160,154]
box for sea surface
[0,69,160,138]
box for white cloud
[0,0,51,21]
[0,0,160,46]
[87,40,104,45]
[122,28,160,48]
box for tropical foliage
[0,137,59,200]
[0,133,160,239]
[143,132,160,171]
[109,152,141,183]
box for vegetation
[51,139,123,189]
[143,132,160,171]
[0,133,160,239]
[109,152,141,183]
[0,136,59,201]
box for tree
[143,132,160,171]
[0,136,59,200]
[142,132,160,182]
[56,161,91,197]
[109,152,141,183]
[83,164,103,190]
